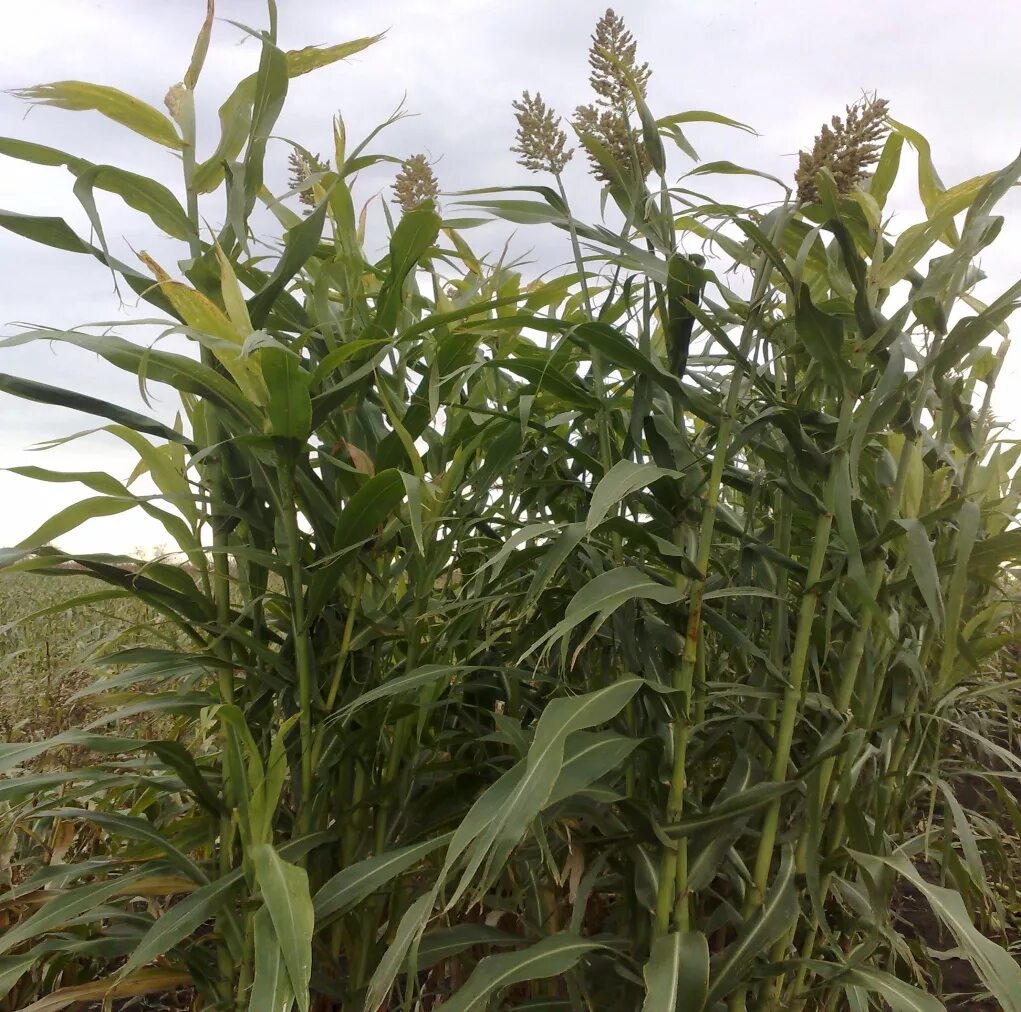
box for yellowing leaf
[12,82,183,151]
[139,252,267,404]
[284,34,385,78]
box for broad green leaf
[0,210,91,252]
[242,39,289,221]
[16,496,137,549]
[364,892,435,1012]
[333,469,406,551]
[869,132,904,208]
[896,519,945,628]
[586,460,679,532]
[332,666,469,723]
[839,967,945,1012]
[73,164,193,240]
[260,347,312,442]
[547,731,641,807]
[705,847,798,1004]
[416,925,521,971]
[251,845,313,1012]
[183,0,214,90]
[12,82,182,149]
[247,197,329,328]
[795,285,853,390]
[641,931,709,1012]
[523,569,684,660]
[314,834,452,921]
[374,202,442,335]
[250,905,295,1012]
[191,75,256,192]
[434,933,598,1012]
[857,852,1021,1012]
[0,954,36,1000]
[0,873,145,956]
[118,871,242,979]
[446,679,643,906]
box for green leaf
[191,75,256,192]
[0,874,145,957]
[586,460,679,533]
[242,40,289,222]
[314,834,452,921]
[284,34,385,77]
[364,892,435,1012]
[641,931,709,1012]
[869,132,904,208]
[11,81,182,150]
[333,469,406,552]
[0,954,36,1000]
[433,933,598,1012]
[73,164,193,240]
[705,846,798,1005]
[251,844,313,1012]
[547,731,641,807]
[857,852,1021,1012]
[523,569,683,660]
[118,872,242,980]
[183,0,214,90]
[0,372,192,446]
[375,203,442,335]
[839,967,945,1011]
[0,210,91,252]
[446,679,644,907]
[260,347,312,442]
[416,925,521,971]
[248,197,329,328]
[332,666,469,724]
[896,519,945,628]
[656,110,756,134]
[0,136,89,172]
[16,496,137,549]
[795,285,853,390]
[250,905,295,1012]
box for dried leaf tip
[511,91,573,175]
[588,8,650,112]
[795,95,890,205]
[288,149,330,210]
[392,153,440,213]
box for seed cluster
[392,153,440,213]
[511,91,573,176]
[288,149,331,209]
[795,95,891,205]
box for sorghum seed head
[795,95,890,205]
[392,153,441,213]
[511,90,573,176]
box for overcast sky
[2,0,1020,554]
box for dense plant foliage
[2,4,1021,1009]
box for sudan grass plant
[1,4,1021,1009]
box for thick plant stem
[654,215,789,936]
[750,395,855,907]
[280,465,316,839]
[179,87,237,1004]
